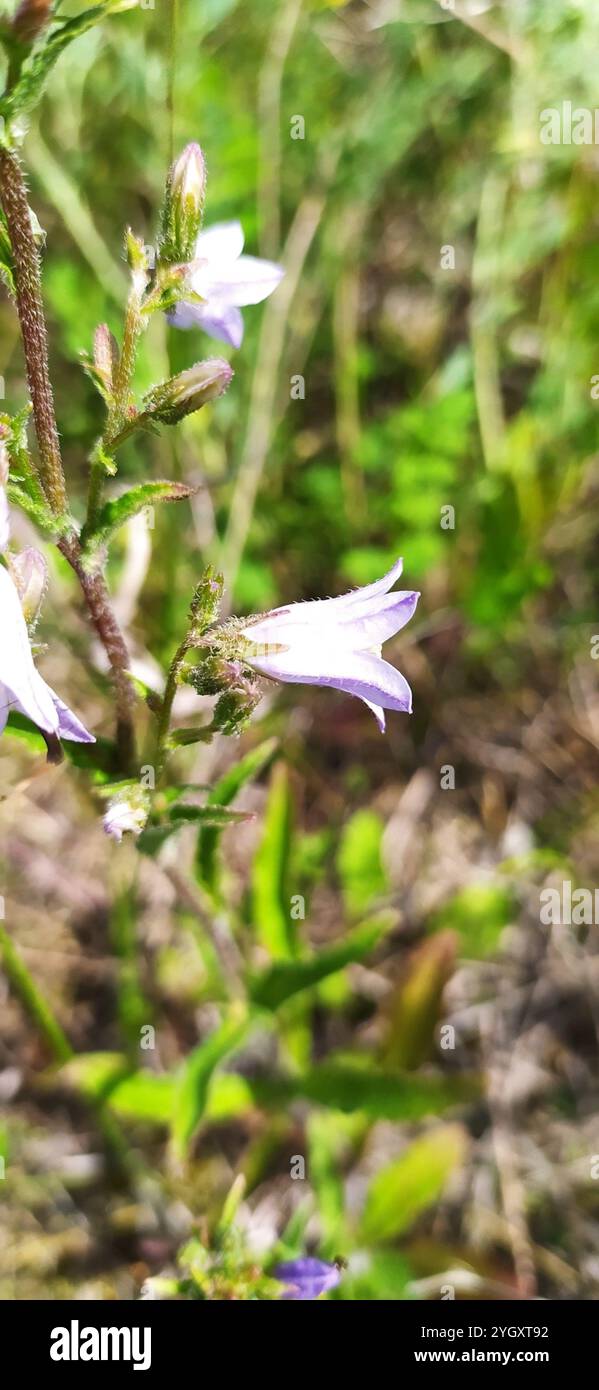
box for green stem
[155,632,192,772]
[86,283,145,534]
[59,532,136,770]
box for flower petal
[206,254,285,307]
[244,590,419,651]
[329,555,405,610]
[274,1257,341,1301]
[195,220,245,266]
[47,686,95,743]
[166,301,207,331]
[0,565,59,734]
[167,299,244,347]
[247,640,413,714]
[361,698,386,732]
[243,558,407,645]
[0,566,94,743]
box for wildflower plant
[0,2,439,1305]
[0,5,417,843]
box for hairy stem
[59,532,136,769]
[0,145,67,514]
[0,146,136,766]
[86,275,145,535]
[155,632,192,773]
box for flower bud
[213,682,261,736]
[189,565,224,633]
[103,789,149,842]
[143,358,233,425]
[186,655,244,697]
[159,143,206,265]
[94,322,119,387]
[8,547,48,627]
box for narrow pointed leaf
[249,918,389,1010]
[251,763,295,959]
[360,1124,468,1243]
[82,480,195,551]
[172,1011,250,1157]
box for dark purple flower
[240,556,419,731]
[274,1257,341,1301]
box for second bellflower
[239,557,419,731]
[167,221,284,349]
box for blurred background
[1,0,599,1300]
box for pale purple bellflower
[167,221,284,349]
[240,557,419,732]
[274,1257,342,1301]
[0,564,94,747]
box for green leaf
[138,804,252,856]
[383,932,457,1071]
[110,886,152,1052]
[81,479,195,551]
[248,918,388,1010]
[360,1124,468,1244]
[171,1010,250,1157]
[55,1051,131,1101]
[111,1072,177,1125]
[169,726,214,748]
[7,479,57,533]
[337,809,387,916]
[251,763,295,959]
[429,883,514,958]
[0,1,132,124]
[339,1250,413,1301]
[307,1111,359,1252]
[196,738,279,893]
[291,1063,479,1121]
[4,713,114,775]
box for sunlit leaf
[360,1124,468,1244]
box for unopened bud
[189,565,224,632]
[213,682,261,736]
[94,323,119,388]
[159,143,206,265]
[8,547,48,627]
[186,656,245,697]
[144,359,233,425]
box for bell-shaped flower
[167,221,284,349]
[0,563,94,745]
[240,557,419,732]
